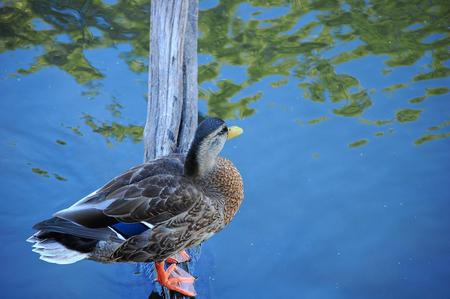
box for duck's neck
[184,143,217,177]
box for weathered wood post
[144,1,199,298]
[144,0,198,161]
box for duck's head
[185,117,243,177]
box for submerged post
[143,0,199,298]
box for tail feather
[28,217,124,264]
[26,235,40,243]
[30,235,88,264]
[33,217,121,242]
[28,216,118,265]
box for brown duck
[27,117,244,297]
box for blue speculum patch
[110,222,149,238]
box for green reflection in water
[70,126,83,136]
[383,83,407,92]
[360,118,393,126]
[106,97,123,118]
[426,87,449,96]
[427,120,450,132]
[348,139,368,148]
[62,125,84,136]
[83,114,143,145]
[295,116,328,125]
[270,79,288,88]
[31,166,68,181]
[0,0,149,83]
[31,167,50,177]
[415,133,450,145]
[396,109,422,123]
[1,0,449,145]
[409,96,427,104]
[54,173,68,181]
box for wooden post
[144,0,198,162]
[144,1,199,298]
[178,0,199,154]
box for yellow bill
[227,126,244,140]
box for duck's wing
[102,174,202,224]
[54,155,198,228]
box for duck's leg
[154,260,196,297]
[166,250,190,264]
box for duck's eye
[219,126,228,135]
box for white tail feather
[28,231,88,265]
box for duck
[27,117,244,297]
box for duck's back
[54,154,188,229]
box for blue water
[1,1,450,299]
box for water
[1,1,449,298]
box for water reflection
[1,0,448,148]
[348,138,368,148]
[82,114,144,145]
[30,166,68,181]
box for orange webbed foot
[166,250,191,264]
[155,261,196,297]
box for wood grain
[145,0,198,162]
